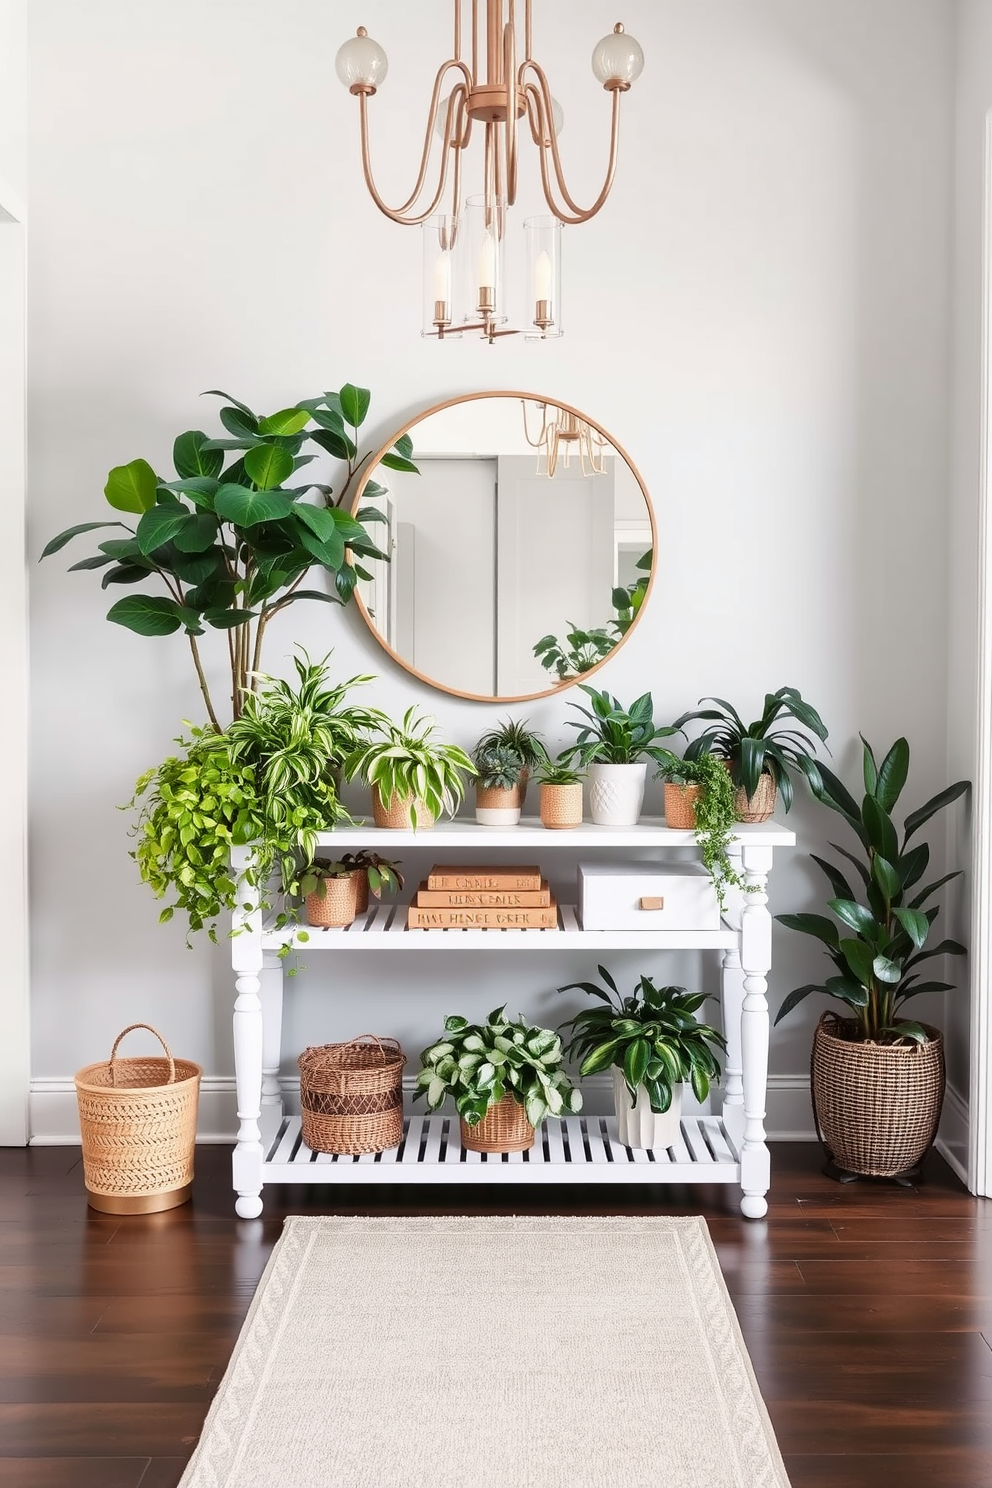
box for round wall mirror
[350,391,656,703]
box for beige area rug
[180,1215,790,1488]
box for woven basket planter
[299,1036,406,1155]
[74,1024,202,1214]
[352,869,370,916]
[733,770,777,823]
[811,1014,945,1176]
[540,781,583,830]
[664,782,701,830]
[460,1094,535,1154]
[305,872,360,928]
[372,790,436,831]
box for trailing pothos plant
[414,1008,582,1128]
[655,751,746,911]
[42,384,417,727]
[775,736,969,1044]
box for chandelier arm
[504,20,518,207]
[358,59,472,224]
[522,64,623,224]
[520,398,546,450]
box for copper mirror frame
[349,389,657,704]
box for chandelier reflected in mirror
[336,2,644,343]
[521,399,608,477]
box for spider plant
[344,707,476,828]
[673,686,828,810]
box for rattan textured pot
[299,1035,406,1155]
[540,781,583,829]
[664,782,701,830]
[811,1014,945,1177]
[305,872,360,928]
[733,770,777,824]
[459,1094,535,1153]
[352,868,370,916]
[475,783,522,827]
[74,1024,202,1214]
[372,789,436,830]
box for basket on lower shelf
[74,1024,202,1214]
[460,1094,535,1154]
[298,1035,406,1155]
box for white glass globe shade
[336,33,389,90]
[591,30,644,87]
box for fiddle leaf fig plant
[42,385,417,728]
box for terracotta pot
[811,1015,945,1177]
[305,873,360,928]
[372,790,435,830]
[664,782,701,829]
[475,784,522,827]
[540,781,583,830]
[459,1094,535,1154]
[732,769,777,823]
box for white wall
[27,0,958,1144]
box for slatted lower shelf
[261,1114,741,1185]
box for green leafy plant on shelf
[533,549,652,680]
[533,757,584,786]
[655,752,747,911]
[673,686,828,811]
[775,736,968,1044]
[42,384,417,727]
[298,859,356,898]
[345,707,476,828]
[561,686,679,766]
[473,743,525,791]
[558,967,726,1113]
[473,717,548,769]
[414,1008,583,1128]
[339,851,404,898]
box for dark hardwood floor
[0,1142,989,1487]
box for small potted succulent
[534,757,584,830]
[560,686,679,827]
[558,967,726,1150]
[473,717,547,809]
[473,743,526,827]
[673,686,828,822]
[655,752,745,911]
[414,1007,582,1154]
[336,851,404,914]
[344,707,476,829]
[298,859,361,928]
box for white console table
[229,817,795,1220]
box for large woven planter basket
[299,1036,406,1155]
[372,790,435,830]
[811,1014,945,1177]
[733,771,777,823]
[460,1094,535,1154]
[74,1024,201,1214]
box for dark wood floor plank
[0,1459,148,1487]
[782,1451,992,1488]
[0,1403,207,1457]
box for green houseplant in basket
[345,707,476,830]
[560,686,679,827]
[673,686,828,822]
[655,751,746,911]
[559,967,726,1150]
[298,859,362,928]
[415,1007,582,1154]
[534,756,584,830]
[775,736,968,1179]
[473,743,526,826]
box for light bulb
[533,250,553,302]
[434,251,452,303]
[478,230,496,291]
[336,29,389,91]
[591,26,644,88]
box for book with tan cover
[415,880,551,908]
[426,865,542,891]
[407,902,558,929]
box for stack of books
[407,865,558,930]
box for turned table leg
[739,842,774,1219]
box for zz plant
[415,1008,583,1128]
[775,737,968,1044]
[42,384,417,727]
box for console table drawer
[578,861,720,931]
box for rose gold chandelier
[336,2,644,343]
[521,400,608,477]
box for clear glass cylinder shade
[422,214,463,339]
[523,216,563,340]
[460,196,508,327]
[591,30,644,86]
[335,32,389,89]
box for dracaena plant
[673,686,828,810]
[560,686,679,766]
[344,707,476,828]
[558,967,726,1114]
[775,737,969,1044]
[414,1008,583,1128]
[41,384,417,728]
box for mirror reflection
[352,392,655,702]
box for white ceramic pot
[587,761,647,826]
[475,805,522,827]
[612,1068,683,1150]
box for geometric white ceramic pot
[586,761,647,826]
[612,1068,683,1150]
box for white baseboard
[29,1072,818,1145]
[935,1079,970,1185]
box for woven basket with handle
[74,1024,202,1214]
[460,1093,535,1154]
[811,1014,945,1177]
[298,1035,406,1154]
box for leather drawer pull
[639,897,665,911]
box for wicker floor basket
[811,1014,945,1177]
[74,1024,202,1214]
[299,1036,406,1155]
[460,1094,535,1154]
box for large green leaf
[340,383,371,427]
[875,737,910,813]
[871,855,901,903]
[244,444,294,490]
[828,898,880,942]
[219,405,259,439]
[214,485,293,527]
[67,553,115,571]
[873,954,903,984]
[379,452,419,474]
[309,426,354,461]
[40,521,126,558]
[202,389,256,419]
[892,906,930,949]
[296,522,346,570]
[862,794,898,863]
[105,458,158,514]
[173,430,223,480]
[903,781,970,842]
[258,408,311,437]
[173,513,219,553]
[293,504,338,545]
[840,938,875,987]
[136,504,191,556]
[158,476,220,510]
[776,912,840,948]
[824,976,869,1008]
[107,594,184,636]
[774,984,826,1024]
